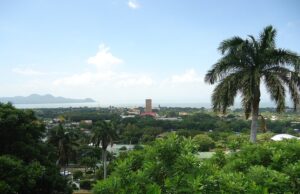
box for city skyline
[1,0,300,105]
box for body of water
[14,102,212,109]
[14,102,102,109]
[13,102,278,109]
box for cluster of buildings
[122,99,182,121]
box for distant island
[0,94,95,104]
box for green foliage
[226,134,248,151]
[73,170,83,180]
[93,134,200,194]
[91,121,118,179]
[0,103,45,162]
[257,132,274,143]
[0,155,43,194]
[246,166,289,193]
[47,124,79,167]
[80,157,98,172]
[119,146,127,150]
[205,26,300,142]
[93,134,300,194]
[193,134,215,151]
[0,103,72,194]
[283,161,300,192]
[80,179,96,190]
[133,144,144,150]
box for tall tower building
[145,99,152,113]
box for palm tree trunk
[102,149,107,179]
[250,101,259,143]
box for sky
[0,0,300,106]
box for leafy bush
[133,144,144,150]
[193,134,215,151]
[80,179,95,190]
[226,134,248,151]
[119,146,127,151]
[73,170,83,180]
[246,165,289,193]
[93,134,300,194]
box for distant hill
[0,94,95,104]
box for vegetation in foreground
[0,103,72,194]
[93,134,300,194]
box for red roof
[141,112,157,117]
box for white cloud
[116,73,154,87]
[169,69,202,84]
[159,69,204,88]
[53,72,95,86]
[53,70,154,88]
[9,47,213,104]
[87,44,123,70]
[54,44,154,88]
[128,0,140,9]
[12,67,45,76]
[46,44,219,104]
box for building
[179,112,189,116]
[145,99,152,113]
[140,99,157,117]
[127,108,141,115]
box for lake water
[14,102,102,109]
[14,102,212,109]
[13,102,277,109]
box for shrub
[193,134,215,151]
[73,170,83,180]
[119,146,127,151]
[80,179,95,190]
[283,161,300,192]
[226,134,248,151]
[133,144,143,150]
[92,134,300,194]
[246,166,290,193]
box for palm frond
[260,25,276,50]
[268,49,300,67]
[212,72,245,113]
[264,73,286,112]
[91,121,117,150]
[205,54,248,84]
[278,71,300,110]
[248,35,259,52]
[218,36,244,54]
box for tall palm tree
[91,121,117,179]
[48,124,78,174]
[205,25,300,143]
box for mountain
[0,94,95,104]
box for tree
[92,134,201,194]
[93,135,300,194]
[205,25,300,142]
[48,124,78,175]
[193,134,215,151]
[91,121,117,179]
[0,103,72,194]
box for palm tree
[91,121,117,179]
[205,25,300,143]
[48,124,78,175]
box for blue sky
[0,0,300,105]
